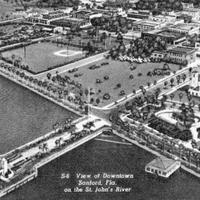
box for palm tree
[164,81,168,89]
[154,87,161,100]
[181,73,186,82]
[39,143,48,153]
[178,92,183,102]
[169,93,175,101]
[187,94,192,102]
[47,73,51,80]
[179,144,185,159]
[55,137,63,147]
[176,75,181,84]
[11,54,16,66]
[170,78,175,87]
[186,149,192,167]
[147,82,151,87]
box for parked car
[89,65,100,70]
[101,62,109,66]
[74,73,83,77]
[119,90,125,96]
[68,68,78,73]
[130,66,136,71]
[96,79,102,84]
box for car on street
[68,68,78,73]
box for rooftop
[156,30,184,39]
[167,46,196,54]
[169,23,200,31]
[132,19,161,26]
[146,156,177,171]
[145,29,184,40]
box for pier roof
[146,156,176,170]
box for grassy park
[168,86,200,106]
[2,41,85,73]
[60,59,180,107]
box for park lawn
[61,59,180,107]
[168,87,200,105]
[2,42,85,73]
[0,0,15,18]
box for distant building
[72,10,93,20]
[127,10,150,20]
[50,17,89,29]
[179,8,200,21]
[148,14,183,25]
[145,156,180,178]
[182,2,194,9]
[165,46,197,64]
[142,29,186,45]
[42,10,67,20]
[150,51,165,60]
[189,70,200,97]
[131,19,164,32]
[0,158,14,182]
[167,23,200,36]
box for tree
[169,93,175,101]
[162,136,168,153]
[163,63,170,70]
[39,143,48,153]
[55,137,63,147]
[170,78,175,87]
[47,73,51,80]
[179,144,185,159]
[11,54,16,66]
[116,32,123,42]
[164,81,168,88]
[178,92,183,102]
[96,98,100,105]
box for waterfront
[2,136,200,200]
[0,75,79,154]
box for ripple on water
[0,75,79,154]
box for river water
[2,138,200,200]
[1,76,200,200]
[0,76,79,154]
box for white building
[179,8,200,21]
[148,14,183,26]
[145,156,180,178]
[167,23,200,36]
[0,158,14,182]
[189,70,200,97]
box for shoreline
[0,126,109,198]
[112,130,200,179]
[0,69,83,117]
